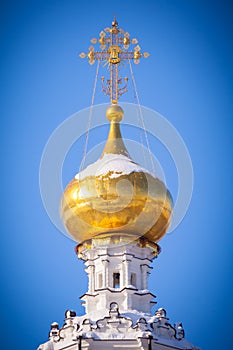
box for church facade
[38,237,199,350]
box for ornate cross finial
[79,17,149,104]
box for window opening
[131,273,136,287]
[113,272,120,288]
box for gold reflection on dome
[61,105,173,244]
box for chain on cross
[79,16,149,104]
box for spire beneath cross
[79,17,150,104]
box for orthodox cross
[80,16,149,104]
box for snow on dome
[75,153,154,180]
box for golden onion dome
[61,105,173,244]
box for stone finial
[109,302,119,317]
[65,310,76,319]
[155,308,167,319]
[49,322,60,343]
[174,322,185,340]
[135,318,150,332]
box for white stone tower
[38,18,199,350]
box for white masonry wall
[81,241,156,314]
[37,241,200,350]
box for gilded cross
[80,17,149,104]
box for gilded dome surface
[61,105,173,244]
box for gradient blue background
[1,1,232,349]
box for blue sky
[0,1,233,349]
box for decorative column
[140,264,148,290]
[102,259,109,288]
[85,263,95,293]
[123,257,130,287]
